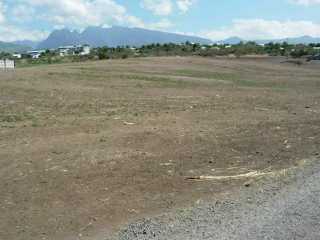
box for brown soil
[0,56,319,240]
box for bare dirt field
[0,57,320,240]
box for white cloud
[0,25,49,42]
[0,1,45,42]
[11,4,36,23]
[20,0,145,28]
[201,19,320,41]
[141,0,195,15]
[148,19,173,30]
[0,0,176,41]
[0,1,6,23]
[176,0,196,13]
[141,0,173,16]
[289,0,320,5]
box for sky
[0,0,320,42]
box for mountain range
[0,41,32,53]
[1,26,320,53]
[216,36,320,45]
[36,26,211,49]
[12,40,39,49]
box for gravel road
[111,158,320,240]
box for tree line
[93,42,320,59]
[1,41,320,66]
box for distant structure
[0,59,15,70]
[81,45,91,55]
[58,44,91,57]
[27,50,46,59]
[12,53,22,59]
[22,45,91,59]
[58,46,71,57]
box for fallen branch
[186,171,269,181]
[123,121,136,125]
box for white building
[59,44,91,56]
[80,45,91,55]
[58,45,76,56]
[12,53,22,59]
[27,50,45,59]
[0,59,15,70]
[58,47,68,56]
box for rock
[244,180,254,187]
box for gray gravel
[111,159,320,240]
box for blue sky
[0,0,320,41]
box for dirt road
[115,158,320,240]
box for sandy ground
[0,57,320,240]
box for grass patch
[0,112,36,123]
[175,69,239,81]
[116,74,196,88]
[0,114,23,123]
[174,69,289,89]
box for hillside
[0,42,31,53]
[12,40,39,49]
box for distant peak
[51,28,80,34]
[111,25,127,29]
[85,26,103,30]
[228,36,242,39]
[53,28,70,32]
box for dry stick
[186,165,294,181]
[186,171,269,181]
